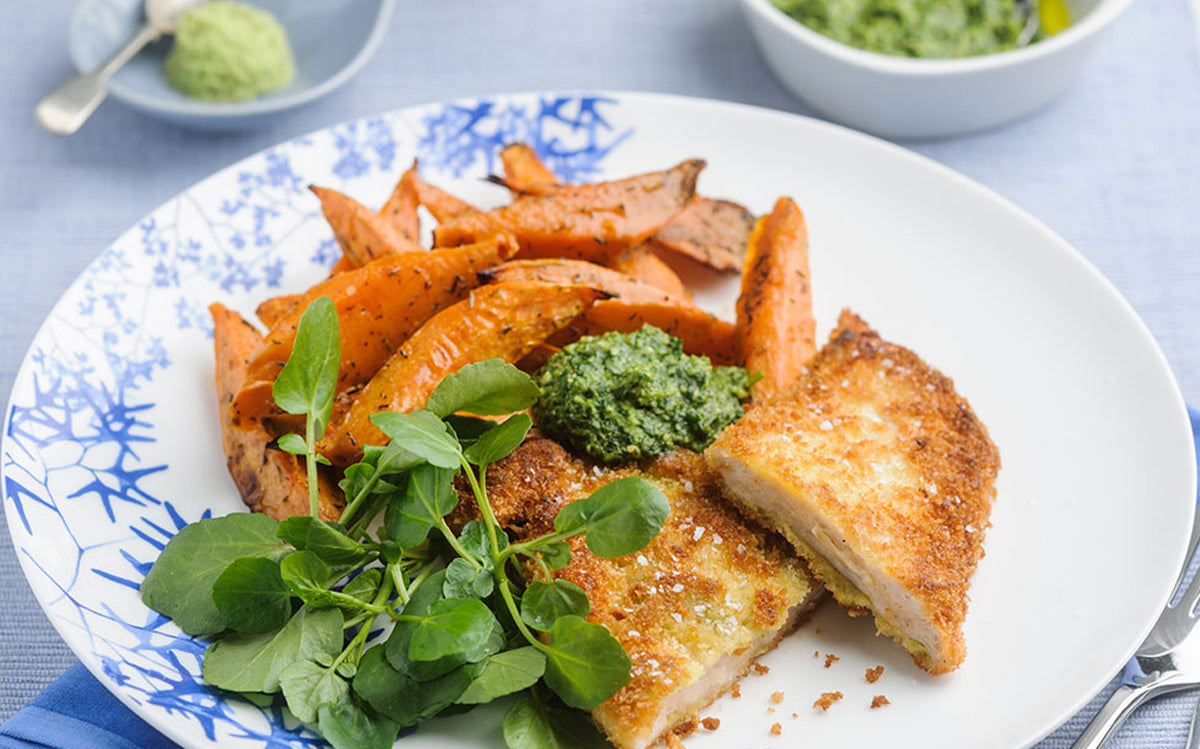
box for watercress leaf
[280,658,350,724]
[370,410,461,469]
[272,296,341,435]
[317,695,399,749]
[407,598,496,662]
[277,516,368,567]
[212,556,293,634]
[202,606,343,693]
[542,615,631,710]
[277,433,308,455]
[354,645,483,727]
[464,413,533,467]
[384,464,458,548]
[457,647,546,705]
[341,568,382,609]
[538,542,571,571]
[280,550,333,605]
[443,557,494,599]
[457,520,506,566]
[520,580,589,632]
[377,540,402,566]
[425,359,539,418]
[445,414,497,443]
[502,695,610,749]
[277,517,368,569]
[553,477,669,558]
[141,513,287,636]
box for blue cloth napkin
[0,663,173,749]
[2,412,1198,749]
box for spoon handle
[35,22,162,136]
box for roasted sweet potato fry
[605,245,690,299]
[479,258,690,306]
[736,196,815,398]
[432,159,704,261]
[211,304,343,521]
[312,186,423,266]
[232,236,517,428]
[647,197,755,273]
[255,293,300,329]
[322,282,607,462]
[577,300,737,364]
[328,256,357,275]
[414,174,479,224]
[498,143,560,195]
[380,160,422,244]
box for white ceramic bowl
[740,0,1135,138]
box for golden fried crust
[707,310,999,674]
[478,440,820,749]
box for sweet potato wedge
[380,160,422,244]
[577,300,738,364]
[604,245,690,299]
[255,293,301,329]
[432,159,704,261]
[498,143,559,195]
[328,256,357,275]
[232,236,517,429]
[647,197,755,273]
[736,196,815,398]
[414,174,480,224]
[478,258,690,306]
[312,186,423,266]
[211,304,343,521]
[322,282,607,462]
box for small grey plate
[68,0,395,129]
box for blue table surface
[1,0,1198,746]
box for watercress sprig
[141,301,669,749]
[271,295,340,517]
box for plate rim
[3,89,1195,748]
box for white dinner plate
[2,92,1195,749]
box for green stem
[517,548,554,582]
[495,567,546,653]
[497,529,574,568]
[436,520,483,571]
[339,468,382,530]
[305,417,319,518]
[389,562,410,605]
[340,572,395,667]
[460,458,502,558]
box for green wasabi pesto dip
[165,1,295,102]
[772,0,1048,58]
[532,326,752,465]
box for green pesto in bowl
[771,0,1064,58]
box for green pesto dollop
[165,1,295,102]
[532,326,752,464]
[772,0,1043,58]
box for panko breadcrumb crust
[472,440,822,749]
[708,310,999,674]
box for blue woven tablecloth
[1,0,1197,745]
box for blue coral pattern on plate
[0,95,631,748]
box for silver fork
[1071,511,1200,748]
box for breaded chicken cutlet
[707,310,999,674]
[478,439,823,749]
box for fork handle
[1069,684,1156,749]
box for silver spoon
[1016,0,1041,47]
[35,0,207,136]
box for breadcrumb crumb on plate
[814,692,844,711]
